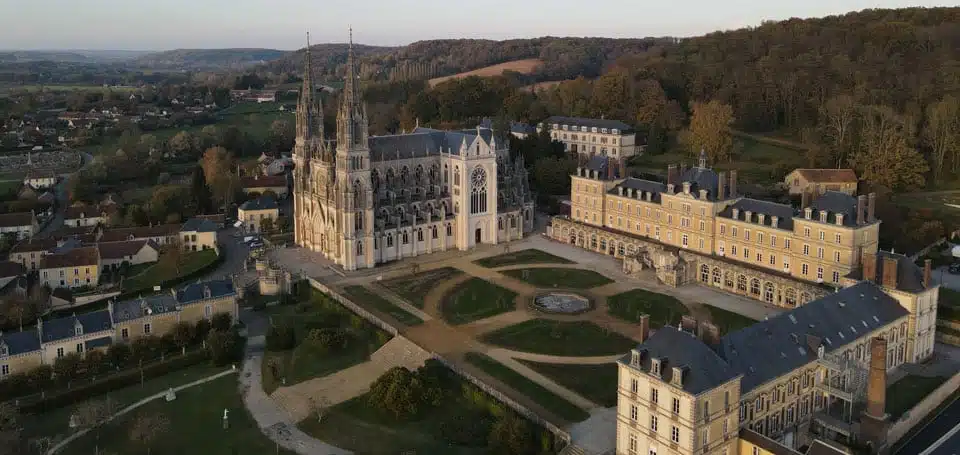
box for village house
[111,279,238,342]
[784,169,858,196]
[0,329,42,378]
[0,212,39,240]
[97,224,180,245]
[39,246,100,290]
[23,170,56,190]
[238,197,279,234]
[64,204,109,228]
[241,174,288,199]
[38,311,113,365]
[180,218,219,252]
[97,239,160,270]
[8,237,58,271]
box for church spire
[698,147,707,169]
[337,27,367,150]
[294,32,324,160]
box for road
[897,395,960,455]
[202,228,253,281]
[37,151,93,237]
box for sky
[0,0,952,51]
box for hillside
[428,59,542,87]
[132,48,287,70]
[259,43,397,79]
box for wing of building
[291,33,535,271]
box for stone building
[784,169,858,196]
[292,34,534,271]
[538,116,643,161]
[550,152,881,309]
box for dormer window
[651,358,661,376]
[819,211,828,223]
[0,345,7,356]
[612,129,619,135]
[804,208,812,219]
[835,214,844,225]
[631,350,641,366]
[203,286,212,299]
[732,208,739,220]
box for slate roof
[175,278,235,304]
[41,310,113,343]
[807,191,861,227]
[0,261,25,278]
[181,218,219,233]
[0,212,34,228]
[64,205,104,220]
[718,281,909,393]
[11,237,58,253]
[679,165,721,200]
[621,326,739,395]
[239,196,278,212]
[40,246,99,269]
[84,336,113,350]
[97,240,157,260]
[112,294,179,323]
[0,329,41,356]
[241,174,288,189]
[368,127,494,162]
[543,116,634,133]
[718,198,797,231]
[792,169,857,184]
[846,251,929,293]
[584,155,625,179]
[610,178,666,203]
[99,224,179,242]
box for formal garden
[261,287,392,393]
[480,319,636,357]
[517,361,619,408]
[606,288,690,328]
[342,285,423,326]
[502,267,613,289]
[380,266,464,308]
[297,360,561,455]
[441,278,518,325]
[473,249,573,268]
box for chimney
[717,171,726,200]
[865,337,888,420]
[801,190,810,209]
[862,252,878,283]
[681,315,698,333]
[867,192,877,222]
[857,195,867,225]
[881,256,899,289]
[924,259,933,288]
[698,321,721,346]
[667,165,678,186]
[729,170,738,198]
[619,157,627,179]
[639,314,650,342]
[606,160,615,180]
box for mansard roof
[718,198,797,231]
[807,191,860,227]
[621,326,739,395]
[367,127,495,162]
[542,116,634,133]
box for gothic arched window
[401,166,410,185]
[355,213,363,231]
[356,241,363,255]
[370,169,380,194]
[454,166,460,186]
[386,168,395,187]
[446,223,452,236]
[430,164,439,184]
[470,166,487,215]
[415,165,424,185]
[443,164,449,184]
[353,180,363,209]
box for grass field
[342,285,423,326]
[703,304,758,334]
[502,267,614,289]
[0,84,138,93]
[440,278,518,325]
[463,353,590,422]
[123,249,219,292]
[886,375,950,419]
[473,248,574,268]
[0,180,20,197]
[517,360,619,408]
[481,319,636,357]
[380,266,464,308]
[428,59,543,87]
[63,374,296,455]
[607,288,689,328]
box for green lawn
[607,288,689,328]
[464,353,590,422]
[0,180,20,198]
[62,375,296,455]
[517,361,620,408]
[502,267,613,289]
[343,285,423,326]
[20,364,228,444]
[261,290,391,393]
[441,278,518,325]
[380,266,464,308]
[886,375,950,419]
[474,249,574,268]
[481,319,637,357]
[703,304,758,334]
[123,249,220,292]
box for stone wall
[935,320,960,347]
[886,371,960,446]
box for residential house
[38,310,113,364]
[241,174,288,199]
[39,246,100,289]
[238,197,279,234]
[98,224,180,246]
[538,116,644,160]
[64,204,108,228]
[784,169,858,196]
[0,212,39,240]
[230,89,277,103]
[97,240,160,270]
[23,170,56,189]
[180,218,219,251]
[0,329,42,378]
[111,278,238,342]
[9,237,58,271]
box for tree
[201,147,237,207]
[923,95,960,182]
[210,312,232,332]
[818,95,858,169]
[170,321,195,353]
[206,329,241,366]
[73,398,118,454]
[260,217,275,234]
[129,412,169,455]
[190,165,213,214]
[488,415,536,455]
[268,120,294,153]
[52,353,83,383]
[308,397,331,423]
[682,100,734,163]
[849,105,929,191]
[367,367,433,420]
[0,402,19,455]
[168,131,197,158]
[160,239,185,277]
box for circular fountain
[531,292,593,315]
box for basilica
[292,35,535,271]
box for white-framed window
[630,404,639,421]
[817,247,824,259]
[802,264,809,275]
[835,251,841,262]
[672,397,681,414]
[650,415,659,431]
[671,426,680,443]
[803,244,810,255]
[144,323,152,334]
[682,234,688,247]
[121,328,129,340]
[56,347,64,358]
[628,433,638,453]
[785,239,792,249]
[817,267,824,280]
[76,343,83,353]
[651,388,659,403]
[0,365,8,376]
[630,378,639,393]
[819,230,825,241]
[833,271,840,283]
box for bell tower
[292,32,326,248]
[335,28,374,270]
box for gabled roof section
[368,126,495,162]
[39,246,99,269]
[807,191,860,227]
[41,310,113,343]
[97,240,155,260]
[112,294,179,323]
[610,178,666,203]
[239,196,278,212]
[846,250,930,293]
[584,155,624,180]
[622,326,739,395]
[0,261,25,278]
[176,278,236,304]
[0,212,34,228]
[0,328,40,356]
[10,237,57,253]
[240,174,288,189]
[718,198,797,231]
[181,218,219,233]
[791,169,857,183]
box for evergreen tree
[191,165,213,214]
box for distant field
[428,59,542,87]
[0,84,137,93]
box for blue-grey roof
[680,165,720,200]
[368,127,494,162]
[542,116,634,133]
[41,310,113,343]
[611,178,666,203]
[239,196,278,211]
[84,336,112,350]
[181,217,219,233]
[846,251,930,293]
[478,118,534,135]
[584,155,624,179]
[718,281,909,393]
[112,294,179,323]
[807,191,861,227]
[176,278,236,304]
[0,328,40,356]
[718,198,797,231]
[622,326,739,395]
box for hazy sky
[0,0,951,51]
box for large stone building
[550,152,881,309]
[292,35,534,271]
[538,116,643,161]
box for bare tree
[0,402,20,455]
[161,238,185,276]
[308,396,331,423]
[74,398,118,455]
[818,94,858,169]
[923,95,960,181]
[129,412,169,455]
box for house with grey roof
[180,218,220,252]
[538,115,643,160]
[38,310,113,363]
[0,328,42,378]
